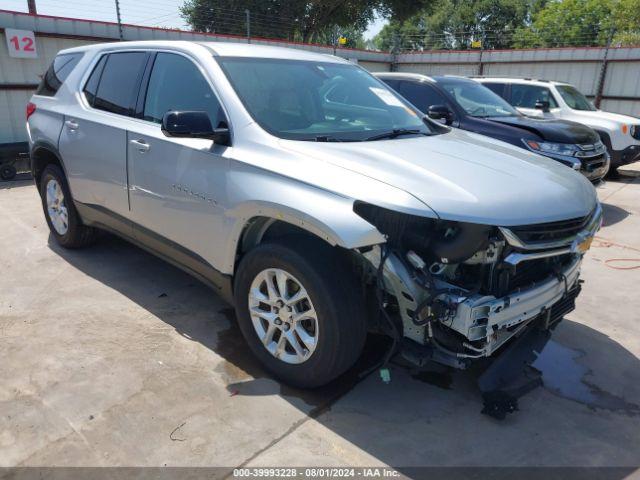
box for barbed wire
[5,0,639,50]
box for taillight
[26,102,36,120]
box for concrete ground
[1,167,640,473]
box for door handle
[130,139,150,153]
[65,120,79,131]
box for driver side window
[398,81,448,114]
[510,84,558,109]
[143,53,227,127]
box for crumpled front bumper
[444,256,581,357]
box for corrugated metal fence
[1,9,639,146]
[396,48,640,117]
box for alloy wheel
[248,268,319,364]
[46,178,69,235]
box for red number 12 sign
[5,29,38,59]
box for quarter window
[143,53,226,127]
[36,53,83,97]
[83,55,107,106]
[90,52,148,116]
[510,84,558,109]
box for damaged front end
[353,201,602,372]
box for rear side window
[399,81,448,113]
[88,52,148,116]
[510,84,558,109]
[483,82,507,99]
[36,53,83,97]
[143,53,226,126]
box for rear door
[58,51,149,219]
[126,51,231,271]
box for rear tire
[234,236,367,388]
[1,164,16,180]
[40,164,99,248]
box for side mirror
[427,104,454,125]
[161,111,231,146]
[534,100,550,112]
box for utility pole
[245,9,250,43]
[114,0,124,41]
[595,27,615,109]
[27,0,37,14]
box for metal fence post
[114,0,124,41]
[245,9,251,43]
[390,33,400,72]
[595,28,615,109]
[478,28,485,75]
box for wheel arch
[227,199,386,274]
[30,141,67,192]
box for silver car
[27,41,601,389]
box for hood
[488,116,600,144]
[570,109,640,129]
[279,129,597,227]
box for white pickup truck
[476,77,640,174]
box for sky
[3,0,387,40]
[364,13,387,40]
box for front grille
[507,211,594,245]
[581,153,606,171]
[631,125,640,140]
[484,254,573,297]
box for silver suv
[28,41,601,388]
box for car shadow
[601,203,630,227]
[607,168,640,183]
[48,233,640,471]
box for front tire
[40,164,98,248]
[234,236,367,388]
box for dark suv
[376,73,609,182]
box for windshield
[556,85,597,111]
[216,57,433,141]
[438,79,519,118]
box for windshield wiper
[364,129,431,141]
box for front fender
[220,166,386,273]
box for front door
[127,52,231,273]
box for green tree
[512,0,640,48]
[311,25,368,49]
[512,0,613,47]
[374,0,543,51]
[180,0,429,44]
